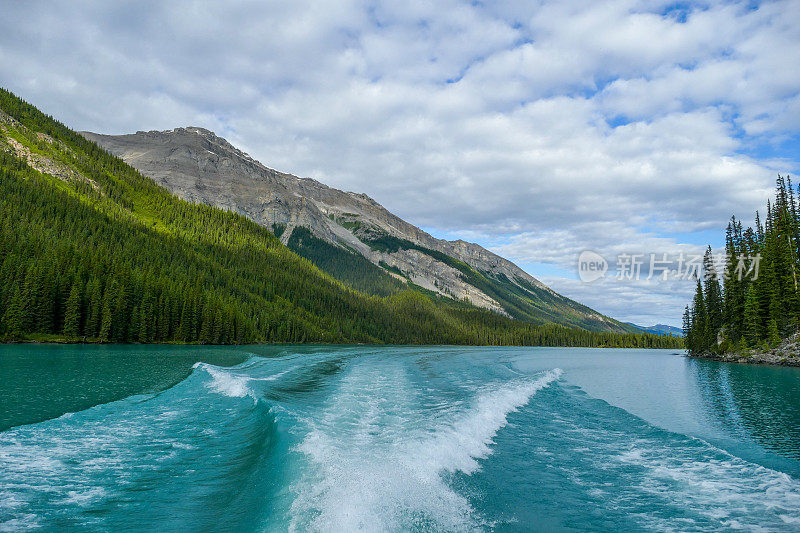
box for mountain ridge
[0,86,680,347]
[82,126,634,333]
[625,323,684,337]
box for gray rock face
[82,127,619,329]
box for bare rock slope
[82,127,629,332]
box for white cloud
[542,275,699,327]
[1,0,799,326]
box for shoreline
[1,340,680,350]
[689,344,800,368]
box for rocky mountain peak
[82,128,631,332]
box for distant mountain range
[625,323,684,337]
[83,127,636,333]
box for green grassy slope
[0,88,680,348]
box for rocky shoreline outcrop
[690,333,800,367]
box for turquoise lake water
[1,344,800,531]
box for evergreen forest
[0,88,681,348]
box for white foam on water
[289,366,562,532]
[198,363,255,399]
[197,362,294,400]
[611,438,800,531]
[0,355,292,530]
[57,487,108,507]
[0,514,41,532]
[0,364,256,528]
[0,420,144,527]
[417,368,563,476]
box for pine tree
[2,285,25,338]
[85,279,103,338]
[686,278,708,353]
[703,246,723,344]
[743,284,761,345]
[736,335,748,352]
[62,282,82,337]
[682,305,692,345]
[111,282,129,342]
[213,308,223,344]
[199,305,213,344]
[768,317,781,347]
[98,280,117,342]
[755,210,764,242]
[723,219,741,339]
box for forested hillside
[84,126,638,333]
[684,175,800,353]
[0,88,680,348]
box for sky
[1,0,799,326]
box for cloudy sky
[2,0,799,326]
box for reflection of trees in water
[689,358,800,459]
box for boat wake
[0,358,280,531]
[289,362,562,531]
[3,347,800,532]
